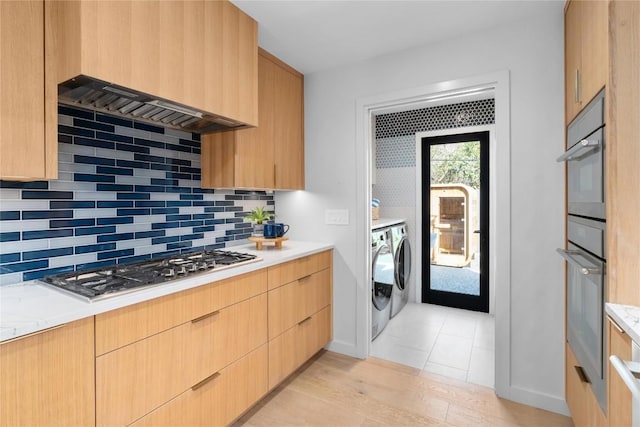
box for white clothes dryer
[371,227,394,340]
[390,222,412,318]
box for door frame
[415,126,495,314]
[355,70,510,399]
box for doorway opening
[422,131,489,312]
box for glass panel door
[422,131,489,312]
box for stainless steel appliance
[42,250,261,302]
[58,75,249,133]
[390,222,411,318]
[371,227,394,340]
[557,89,606,220]
[558,215,607,411]
[557,89,607,412]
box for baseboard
[325,339,362,359]
[498,384,570,416]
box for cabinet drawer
[608,318,633,427]
[96,269,267,355]
[268,250,332,290]
[130,344,268,427]
[269,305,332,389]
[566,343,606,427]
[566,343,589,427]
[96,293,267,427]
[268,268,331,338]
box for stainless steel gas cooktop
[42,249,261,302]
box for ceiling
[231,0,565,75]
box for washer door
[394,236,412,291]
[372,243,394,311]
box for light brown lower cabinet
[565,343,606,427]
[266,250,334,390]
[269,305,333,389]
[1,251,333,426]
[0,317,95,426]
[96,293,267,426]
[130,344,269,427]
[268,268,332,338]
[608,317,632,427]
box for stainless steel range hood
[58,75,249,134]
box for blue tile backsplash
[0,105,275,285]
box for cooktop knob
[187,263,197,272]
[177,266,187,275]
[164,268,176,278]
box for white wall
[275,10,566,414]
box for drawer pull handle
[299,275,312,282]
[191,372,221,391]
[574,365,590,384]
[298,316,312,325]
[609,318,625,334]
[191,310,220,323]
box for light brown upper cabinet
[201,49,305,190]
[45,0,258,127]
[564,0,608,124]
[0,1,57,180]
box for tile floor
[370,302,495,388]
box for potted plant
[244,206,273,237]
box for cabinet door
[267,250,333,290]
[0,1,55,180]
[200,49,302,190]
[607,0,640,306]
[608,318,632,427]
[234,52,277,189]
[565,0,582,124]
[580,0,608,107]
[268,305,332,389]
[274,57,305,190]
[268,268,332,338]
[130,344,268,427]
[0,318,95,426]
[566,343,589,427]
[96,293,267,427]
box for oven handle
[556,138,601,162]
[556,248,603,275]
[610,355,640,399]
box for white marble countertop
[0,240,333,343]
[371,218,405,230]
[606,303,640,345]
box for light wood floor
[235,351,572,427]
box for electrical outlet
[325,209,349,225]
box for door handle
[556,139,601,162]
[191,310,220,323]
[556,248,603,275]
[574,365,591,384]
[298,316,312,326]
[191,372,221,391]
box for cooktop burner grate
[42,249,261,302]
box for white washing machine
[390,222,412,318]
[371,227,394,340]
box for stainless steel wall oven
[559,90,606,220]
[557,88,607,413]
[558,216,606,410]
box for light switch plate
[325,209,349,225]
